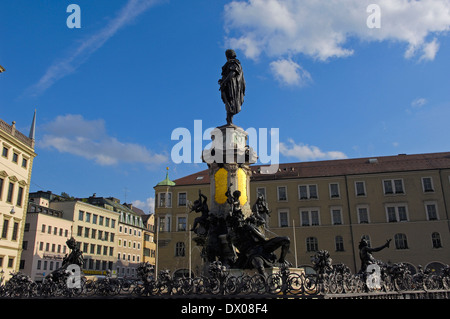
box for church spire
[29,109,36,140]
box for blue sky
[1,0,450,214]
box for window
[394,233,408,249]
[331,208,342,225]
[175,242,185,257]
[84,227,90,238]
[329,183,340,198]
[306,237,318,252]
[6,182,14,203]
[425,203,438,220]
[2,219,9,239]
[12,153,18,163]
[256,187,266,199]
[11,222,19,241]
[22,158,27,168]
[158,215,171,232]
[278,210,289,227]
[92,214,98,224]
[2,147,8,158]
[99,216,104,225]
[355,181,366,196]
[0,178,3,200]
[431,232,442,248]
[158,192,172,207]
[77,226,83,236]
[85,212,91,223]
[357,206,370,224]
[178,192,187,206]
[177,216,187,231]
[335,236,344,251]
[383,179,404,195]
[15,186,24,207]
[422,177,434,192]
[298,184,318,200]
[300,209,320,226]
[78,210,84,221]
[8,257,14,268]
[277,186,287,201]
[386,204,408,222]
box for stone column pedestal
[202,124,257,219]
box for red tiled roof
[171,152,450,186]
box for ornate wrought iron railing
[1,259,449,299]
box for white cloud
[39,114,168,166]
[419,38,440,61]
[132,197,155,214]
[26,0,161,96]
[224,0,450,78]
[269,59,312,86]
[411,97,428,108]
[279,138,347,161]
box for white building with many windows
[0,115,36,282]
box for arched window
[425,262,445,274]
[394,233,408,249]
[175,242,185,257]
[431,232,442,248]
[306,237,318,252]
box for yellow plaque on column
[214,168,228,204]
[237,168,247,206]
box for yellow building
[0,115,36,282]
[155,152,450,275]
[141,213,156,267]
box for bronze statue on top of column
[218,49,246,125]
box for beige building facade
[20,194,72,281]
[20,192,151,279]
[0,116,36,282]
[155,152,450,275]
[86,196,146,278]
[50,198,120,277]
